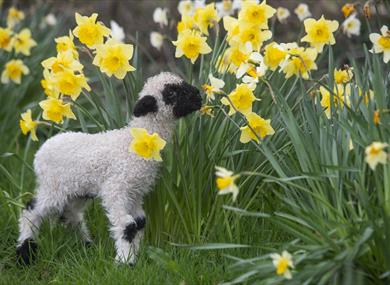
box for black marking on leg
[25,198,36,211]
[123,222,137,243]
[16,239,37,265]
[135,216,146,231]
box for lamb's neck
[127,116,176,142]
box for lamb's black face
[162,82,202,118]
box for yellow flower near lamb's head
[215,166,240,201]
[129,128,166,161]
[365,142,388,170]
[301,16,339,53]
[55,69,91,101]
[12,28,37,56]
[334,68,353,84]
[221,83,257,116]
[73,13,111,48]
[55,31,79,59]
[238,0,276,29]
[202,73,225,101]
[41,50,84,74]
[280,46,317,79]
[20,109,39,141]
[263,42,287,71]
[369,25,390,63]
[1,59,29,84]
[7,7,24,28]
[193,3,220,35]
[172,29,212,64]
[270,251,294,279]
[0,27,13,51]
[39,97,76,124]
[240,112,274,144]
[92,39,135,80]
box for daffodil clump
[18,12,136,141]
[0,7,37,86]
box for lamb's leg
[16,194,64,265]
[101,192,138,265]
[60,197,92,244]
[132,205,146,259]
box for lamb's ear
[133,95,158,117]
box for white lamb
[16,72,201,265]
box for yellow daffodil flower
[129,128,166,161]
[373,110,380,125]
[1,59,29,84]
[280,46,318,79]
[369,25,390,63]
[240,112,274,143]
[238,0,276,29]
[55,31,79,59]
[301,16,339,53]
[19,109,39,141]
[221,83,257,115]
[41,69,59,98]
[41,50,84,73]
[270,251,294,279]
[55,69,91,101]
[341,3,355,18]
[7,7,24,28]
[199,105,214,117]
[39,97,76,123]
[177,15,196,33]
[365,142,388,170]
[215,166,240,201]
[223,15,240,42]
[12,28,37,56]
[236,23,272,51]
[193,3,220,35]
[319,85,349,118]
[202,73,225,101]
[92,39,135,79]
[0,27,13,51]
[334,68,353,84]
[73,13,111,48]
[172,29,212,63]
[263,42,287,70]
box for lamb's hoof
[84,240,93,247]
[115,254,136,267]
[16,239,37,265]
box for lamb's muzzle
[16,72,201,266]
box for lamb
[16,72,201,265]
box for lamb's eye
[168,91,176,99]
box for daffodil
[342,3,355,18]
[177,15,196,33]
[223,15,240,42]
[319,85,349,118]
[301,16,339,52]
[55,69,91,100]
[216,0,234,17]
[1,59,29,84]
[280,46,317,79]
[150,32,164,50]
[236,23,272,51]
[365,142,388,170]
[193,3,220,35]
[215,166,240,201]
[240,112,274,143]
[276,7,290,24]
[12,28,37,56]
[172,29,212,63]
[39,97,76,123]
[41,50,84,73]
[178,0,195,16]
[225,45,250,71]
[334,68,353,84]
[20,109,39,141]
[221,83,257,115]
[373,110,380,125]
[153,7,169,28]
[55,31,79,58]
[7,7,24,28]
[342,14,361,38]
[129,128,166,161]
[202,74,225,101]
[41,69,59,98]
[270,251,294,279]
[294,3,311,21]
[263,42,287,70]
[73,13,111,48]
[199,105,214,117]
[369,25,390,63]
[93,39,135,79]
[238,0,276,29]
[0,27,13,51]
